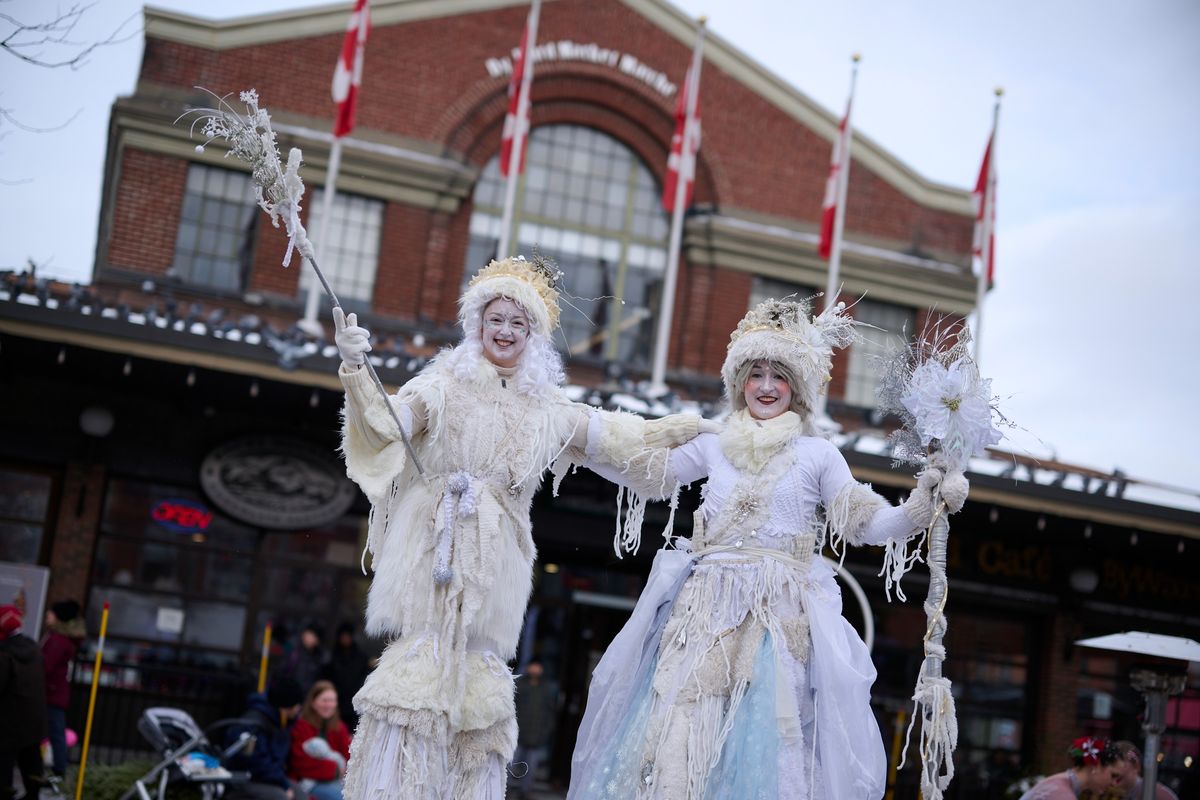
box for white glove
[302,736,346,773]
[698,419,722,435]
[333,306,371,368]
[940,470,969,513]
[901,466,943,528]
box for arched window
[464,125,669,366]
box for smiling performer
[334,255,705,800]
[568,298,969,800]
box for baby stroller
[119,707,253,800]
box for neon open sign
[151,499,214,533]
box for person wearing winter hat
[1,604,49,800]
[225,677,308,800]
[41,599,85,778]
[333,254,708,799]
[568,298,971,799]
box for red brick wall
[139,0,970,252]
[247,202,304,297]
[46,463,106,608]
[1034,611,1083,774]
[106,149,187,274]
[117,0,974,376]
[671,262,753,376]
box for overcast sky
[2,0,1198,493]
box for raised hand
[333,306,371,368]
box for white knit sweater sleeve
[819,441,919,548]
[339,364,426,504]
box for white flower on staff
[900,357,1002,473]
[181,89,313,268]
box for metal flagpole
[299,137,344,334]
[649,16,706,395]
[498,0,541,258]
[815,53,860,417]
[973,87,1002,366]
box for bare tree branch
[1,2,140,70]
[1,106,83,134]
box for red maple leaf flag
[332,0,370,138]
[500,9,537,177]
[662,67,702,212]
[972,131,997,287]
[818,100,852,260]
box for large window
[299,189,385,308]
[843,299,914,408]
[465,125,669,365]
[173,164,258,292]
[0,467,52,563]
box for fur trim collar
[719,409,802,473]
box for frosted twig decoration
[183,89,312,269]
[876,319,1005,800]
[179,89,424,476]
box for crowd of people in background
[1,601,1192,799]
[0,600,84,800]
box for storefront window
[299,189,384,309]
[465,124,669,366]
[0,468,52,564]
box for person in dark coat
[225,677,309,800]
[510,661,556,799]
[320,622,369,729]
[0,605,48,800]
[41,599,85,777]
[280,624,324,694]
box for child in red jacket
[289,680,352,800]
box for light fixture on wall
[249,380,260,398]
[1068,566,1100,594]
[79,406,115,438]
[123,357,133,376]
[1084,523,1093,539]
[186,368,196,387]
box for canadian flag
[972,132,997,287]
[500,5,538,178]
[662,67,702,212]
[331,0,370,138]
[818,101,852,260]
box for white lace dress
[569,410,921,800]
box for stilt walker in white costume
[334,255,708,799]
[567,298,970,800]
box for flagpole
[300,137,344,334]
[498,0,541,258]
[973,87,1002,365]
[649,16,706,395]
[815,53,859,417]
[299,0,368,337]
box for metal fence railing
[66,656,254,766]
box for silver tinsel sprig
[179,89,313,268]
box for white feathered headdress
[721,297,856,417]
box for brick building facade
[1,1,1197,797]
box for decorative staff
[876,320,1006,800]
[180,89,423,474]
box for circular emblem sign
[200,436,357,529]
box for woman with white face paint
[332,256,705,800]
[569,298,969,800]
